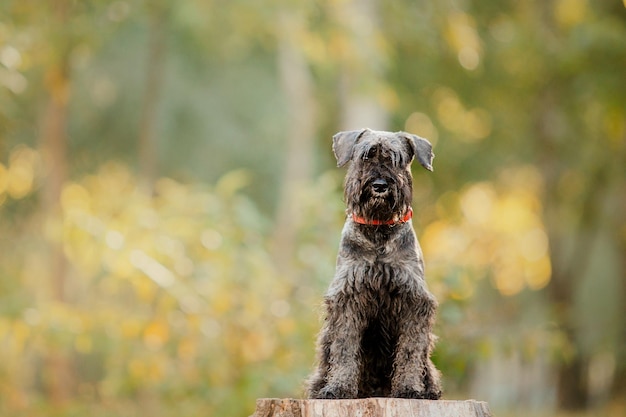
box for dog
[307,128,442,400]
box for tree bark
[38,0,73,405]
[251,398,493,417]
[40,70,69,302]
[537,104,587,410]
[334,0,389,131]
[535,86,614,410]
[609,129,626,403]
[138,3,168,194]
[272,11,317,272]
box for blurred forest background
[0,0,625,416]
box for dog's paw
[420,388,442,400]
[392,387,441,400]
[315,384,357,399]
[393,388,424,399]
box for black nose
[372,178,388,193]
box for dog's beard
[361,193,396,221]
[349,182,408,223]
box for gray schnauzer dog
[307,128,442,400]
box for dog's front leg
[313,295,366,399]
[391,293,440,399]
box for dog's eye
[364,147,377,160]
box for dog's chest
[360,261,399,293]
[339,255,421,298]
[328,223,427,301]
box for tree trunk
[609,131,626,403]
[138,3,168,194]
[535,86,614,410]
[334,0,389,131]
[38,0,73,405]
[40,68,69,302]
[554,349,588,410]
[251,398,493,417]
[272,11,317,272]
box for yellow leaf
[0,163,8,195]
[143,321,169,350]
[75,335,93,354]
[61,183,92,213]
[555,0,588,28]
[121,319,142,339]
[178,339,197,361]
[7,147,36,199]
[128,359,145,379]
[524,257,552,291]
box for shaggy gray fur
[307,128,442,400]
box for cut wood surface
[251,398,493,417]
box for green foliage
[0,162,343,416]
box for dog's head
[333,128,434,224]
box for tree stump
[251,398,493,417]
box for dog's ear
[332,129,368,167]
[399,132,434,171]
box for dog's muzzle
[371,178,389,195]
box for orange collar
[351,207,413,226]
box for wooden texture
[251,398,493,417]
